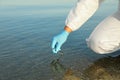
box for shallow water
[0,1,120,80]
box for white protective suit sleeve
[65,0,102,31]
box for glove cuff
[62,30,70,37]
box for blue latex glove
[52,30,69,53]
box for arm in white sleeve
[65,0,103,31]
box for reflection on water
[50,55,120,80]
[50,51,65,73]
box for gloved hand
[52,30,69,53]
